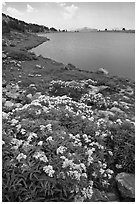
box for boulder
[88,188,119,202]
[26,93,33,99]
[2,112,9,120]
[2,53,7,59]
[65,63,76,70]
[110,107,124,114]
[88,85,100,94]
[2,98,6,104]
[5,101,14,108]
[35,64,42,69]
[29,84,36,88]
[98,68,109,75]
[14,103,23,108]
[32,92,41,100]
[116,172,135,199]
[2,80,7,87]
[98,110,115,117]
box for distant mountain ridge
[2,13,58,34]
[72,27,98,32]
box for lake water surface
[32,32,135,80]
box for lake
[32,32,135,80]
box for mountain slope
[2,13,58,34]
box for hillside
[2,14,135,202]
[2,13,58,34]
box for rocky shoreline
[2,31,135,202]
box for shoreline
[31,32,135,82]
[2,31,135,89]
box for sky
[2,2,135,30]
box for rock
[14,103,23,108]
[88,188,119,202]
[35,74,42,77]
[32,92,41,100]
[112,101,119,106]
[98,68,109,75]
[35,64,42,69]
[26,93,33,99]
[116,173,135,199]
[5,101,14,108]
[2,53,7,59]
[17,63,22,68]
[28,74,34,77]
[2,80,7,87]
[110,107,124,114]
[123,95,130,100]
[88,85,100,94]
[65,63,76,70]
[6,92,20,99]
[2,98,6,104]
[98,110,115,117]
[2,112,9,119]
[29,84,36,87]
[99,85,109,91]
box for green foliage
[2,79,135,201]
[8,50,37,61]
[107,122,135,173]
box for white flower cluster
[61,156,87,181]
[56,146,67,154]
[16,153,27,162]
[33,151,48,163]
[45,124,52,132]
[80,92,109,109]
[43,165,55,177]
[23,95,94,119]
[81,180,93,200]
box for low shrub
[107,121,135,174]
[3,95,114,201]
[8,50,37,61]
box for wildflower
[16,153,27,162]
[40,125,46,131]
[82,173,87,178]
[102,163,107,168]
[22,141,33,152]
[46,124,52,131]
[35,109,41,115]
[116,118,122,125]
[108,150,113,156]
[11,138,23,147]
[2,140,5,145]
[81,115,86,120]
[37,141,43,146]
[43,165,55,177]
[69,170,81,181]
[81,182,93,200]
[62,158,74,168]
[21,164,29,171]
[92,172,97,178]
[56,146,67,154]
[16,124,22,131]
[33,151,48,163]
[99,168,105,175]
[27,132,38,142]
[2,112,9,119]
[20,128,26,135]
[46,136,53,142]
[80,163,86,171]
[102,180,109,186]
[116,164,122,169]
